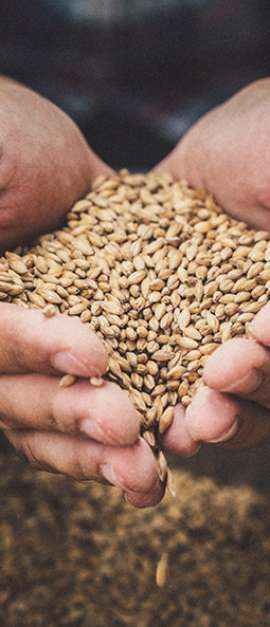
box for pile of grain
[1,170,269,441]
[1,445,270,626]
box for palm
[0,77,111,249]
[154,78,270,232]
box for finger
[0,303,107,375]
[162,404,201,457]
[0,377,140,446]
[203,338,270,409]
[184,386,270,449]
[124,485,163,508]
[250,302,270,346]
[6,430,163,507]
[162,387,239,455]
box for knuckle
[17,435,44,470]
[72,447,97,482]
[51,385,78,434]
[51,389,64,431]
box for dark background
[1,0,270,171]
[0,0,270,489]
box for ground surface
[1,445,270,626]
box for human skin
[0,77,163,508]
[0,76,114,248]
[155,79,270,456]
[3,76,270,507]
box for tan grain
[0,171,269,446]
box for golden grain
[159,406,174,434]
[156,553,169,588]
[89,377,104,387]
[59,374,76,388]
[0,171,269,446]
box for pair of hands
[2,76,270,508]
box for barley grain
[159,406,174,434]
[1,171,269,447]
[42,304,57,317]
[156,553,169,588]
[59,374,76,388]
[90,377,104,387]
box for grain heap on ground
[1,170,270,439]
[3,450,270,626]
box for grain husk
[1,171,270,446]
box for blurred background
[0,0,270,171]
[0,0,270,488]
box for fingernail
[80,417,104,442]
[52,351,93,377]
[220,369,263,395]
[207,418,239,444]
[80,417,120,446]
[100,463,121,487]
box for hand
[155,78,270,231]
[0,77,162,507]
[163,303,270,454]
[0,76,112,248]
[1,304,162,508]
[154,79,270,454]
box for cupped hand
[1,304,162,508]
[162,302,270,455]
[0,76,112,248]
[155,79,270,456]
[0,77,162,507]
[155,78,270,231]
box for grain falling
[156,553,169,588]
[2,170,270,444]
